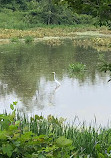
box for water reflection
[0,41,111,125]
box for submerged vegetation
[0,102,111,158]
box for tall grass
[0,102,111,157]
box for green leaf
[43,145,58,152]
[35,115,43,120]
[13,101,17,105]
[107,146,111,154]
[56,136,72,147]
[0,131,7,139]
[98,153,105,158]
[15,120,20,126]
[95,144,101,152]
[18,131,35,142]
[38,154,46,158]
[2,144,13,157]
[9,124,18,131]
[1,118,11,130]
[10,104,14,110]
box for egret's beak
[52,72,54,73]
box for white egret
[52,72,61,86]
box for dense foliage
[0,102,111,157]
[55,0,111,25]
[0,0,98,28]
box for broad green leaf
[2,144,13,157]
[0,130,7,139]
[9,124,18,131]
[56,136,72,147]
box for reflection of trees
[0,41,110,107]
[73,45,111,84]
[0,42,75,105]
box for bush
[10,37,19,43]
[24,36,34,44]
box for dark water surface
[0,40,111,126]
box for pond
[0,40,111,126]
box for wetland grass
[0,103,111,157]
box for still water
[0,40,111,126]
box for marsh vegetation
[0,0,111,157]
[0,103,111,158]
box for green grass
[0,102,111,157]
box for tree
[54,0,111,24]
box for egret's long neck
[53,73,56,80]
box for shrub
[24,36,34,44]
[10,37,19,43]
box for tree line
[54,0,111,26]
[0,0,98,26]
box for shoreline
[0,31,111,45]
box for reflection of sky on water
[0,41,111,126]
[0,73,111,126]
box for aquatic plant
[69,62,86,73]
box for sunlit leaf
[56,136,72,147]
[10,104,14,110]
